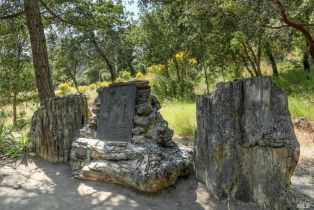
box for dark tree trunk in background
[128,60,136,77]
[89,32,117,82]
[12,92,17,126]
[173,59,181,82]
[24,0,55,102]
[265,44,279,77]
[304,41,311,80]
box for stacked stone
[127,80,173,144]
[88,91,102,130]
[84,80,173,144]
[70,81,192,192]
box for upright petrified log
[29,93,88,162]
[194,76,300,210]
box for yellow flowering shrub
[147,64,165,73]
[78,86,87,92]
[136,72,144,79]
[121,71,131,80]
[115,77,124,82]
[57,82,73,95]
[174,51,185,61]
[88,83,97,90]
[189,58,197,65]
[98,81,111,87]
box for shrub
[121,71,131,80]
[0,125,32,158]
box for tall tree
[24,0,55,101]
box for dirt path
[0,130,313,210]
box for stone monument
[194,76,300,210]
[70,80,192,192]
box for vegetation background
[0,0,314,156]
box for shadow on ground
[0,157,263,210]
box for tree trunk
[12,92,17,126]
[304,41,311,80]
[29,94,88,162]
[274,0,314,60]
[24,0,55,102]
[89,32,117,82]
[265,44,279,77]
[204,64,210,93]
[128,60,136,77]
[173,59,181,82]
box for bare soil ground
[0,128,313,210]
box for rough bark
[194,76,300,210]
[265,44,279,76]
[29,94,88,162]
[24,0,55,102]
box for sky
[123,0,140,20]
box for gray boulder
[194,76,300,210]
[71,138,193,192]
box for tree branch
[39,0,86,27]
[0,10,24,20]
[273,0,314,59]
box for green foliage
[0,125,31,158]
[273,64,314,97]
[160,102,196,137]
[153,77,196,101]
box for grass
[288,96,314,120]
[160,102,196,137]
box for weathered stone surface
[146,121,174,143]
[29,93,88,162]
[133,112,156,127]
[70,80,183,192]
[110,80,149,89]
[151,95,161,110]
[96,85,137,142]
[71,138,193,192]
[194,76,300,210]
[136,102,153,115]
[132,127,145,135]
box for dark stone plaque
[96,85,137,142]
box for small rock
[136,102,153,115]
[294,117,313,132]
[132,127,145,135]
[146,120,174,143]
[13,184,21,190]
[151,95,161,110]
[134,112,156,127]
[132,135,149,144]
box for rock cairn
[71,80,192,192]
[84,80,173,144]
[194,76,300,210]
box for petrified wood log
[194,76,300,210]
[29,93,88,162]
